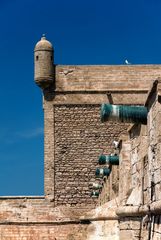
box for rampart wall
[1,64,161,239]
[44,64,161,208]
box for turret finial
[41,34,46,40]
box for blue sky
[0,0,161,195]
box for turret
[34,35,54,89]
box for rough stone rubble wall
[54,104,127,207]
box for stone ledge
[80,198,119,221]
[116,200,161,217]
[0,196,45,200]
[116,205,150,217]
[0,220,86,225]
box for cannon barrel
[101,104,147,124]
[90,191,99,197]
[92,182,103,190]
[95,168,111,178]
[99,155,119,165]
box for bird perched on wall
[125,59,131,65]
[113,140,119,149]
[142,214,149,227]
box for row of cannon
[91,154,119,197]
[90,103,147,198]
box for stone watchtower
[34,35,54,89]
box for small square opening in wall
[36,56,39,61]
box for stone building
[0,36,161,239]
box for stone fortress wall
[83,79,161,240]
[44,63,161,208]
[118,79,161,240]
[0,36,161,239]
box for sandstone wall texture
[116,80,161,239]
[54,104,127,207]
[0,224,88,240]
[2,60,161,239]
[0,197,89,240]
[55,65,161,92]
[44,64,161,206]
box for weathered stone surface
[3,39,161,239]
[117,80,161,239]
[80,198,119,221]
[0,224,88,240]
[86,220,119,240]
[54,105,128,207]
[55,65,161,92]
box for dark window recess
[36,56,39,61]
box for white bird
[113,140,119,149]
[125,59,131,65]
[142,214,149,227]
